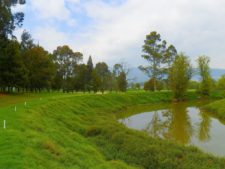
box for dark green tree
[23,46,55,91]
[169,53,192,101]
[73,64,88,92]
[139,31,177,91]
[0,0,26,92]
[106,72,117,92]
[0,40,27,92]
[53,45,83,92]
[144,78,163,91]
[86,56,94,92]
[117,71,127,92]
[197,56,212,96]
[91,70,101,93]
[95,62,110,93]
[0,0,25,39]
[20,30,34,51]
[163,45,177,68]
[217,75,225,90]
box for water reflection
[198,111,211,142]
[119,102,225,156]
[141,103,195,144]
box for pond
[118,101,225,157]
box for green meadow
[1,91,225,169]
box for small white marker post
[24,101,27,107]
[15,106,17,112]
[3,120,6,129]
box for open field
[0,91,225,169]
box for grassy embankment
[204,97,225,120]
[1,91,225,169]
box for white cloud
[32,26,70,52]
[30,0,77,27]
[76,0,225,68]
[20,0,225,68]
[66,0,80,4]
[31,0,69,20]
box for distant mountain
[208,69,225,79]
[128,68,225,83]
[127,68,148,82]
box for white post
[15,106,17,112]
[24,101,27,107]
[3,120,6,129]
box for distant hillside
[128,68,225,83]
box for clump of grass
[86,126,102,137]
[42,140,61,157]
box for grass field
[1,91,225,169]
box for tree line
[0,32,128,93]
[140,31,214,100]
[0,0,221,98]
[0,0,127,93]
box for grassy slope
[204,98,225,120]
[0,91,225,169]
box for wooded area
[0,0,127,93]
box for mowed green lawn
[0,91,225,169]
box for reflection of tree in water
[144,110,172,138]
[125,103,212,145]
[198,110,211,142]
[144,103,194,144]
[167,104,193,144]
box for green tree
[91,70,101,93]
[113,64,123,77]
[106,72,117,92]
[139,31,177,91]
[197,56,212,96]
[117,71,127,92]
[21,30,34,51]
[0,40,27,92]
[113,63,129,91]
[86,56,94,92]
[0,0,25,39]
[144,78,163,91]
[169,53,192,101]
[0,0,25,92]
[217,75,225,90]
[73,64,88,92]
[95,62,110,93]
[113,63,129,76]
[23,46,55,91]
[53,45,83,92]
[163,45,177,67]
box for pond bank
[204,99,225,120]
[118,100,225,157]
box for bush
[144,78,163,91]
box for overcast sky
[13,0,225,68]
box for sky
[12,0,225,68]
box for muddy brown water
[118,101,225,157]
